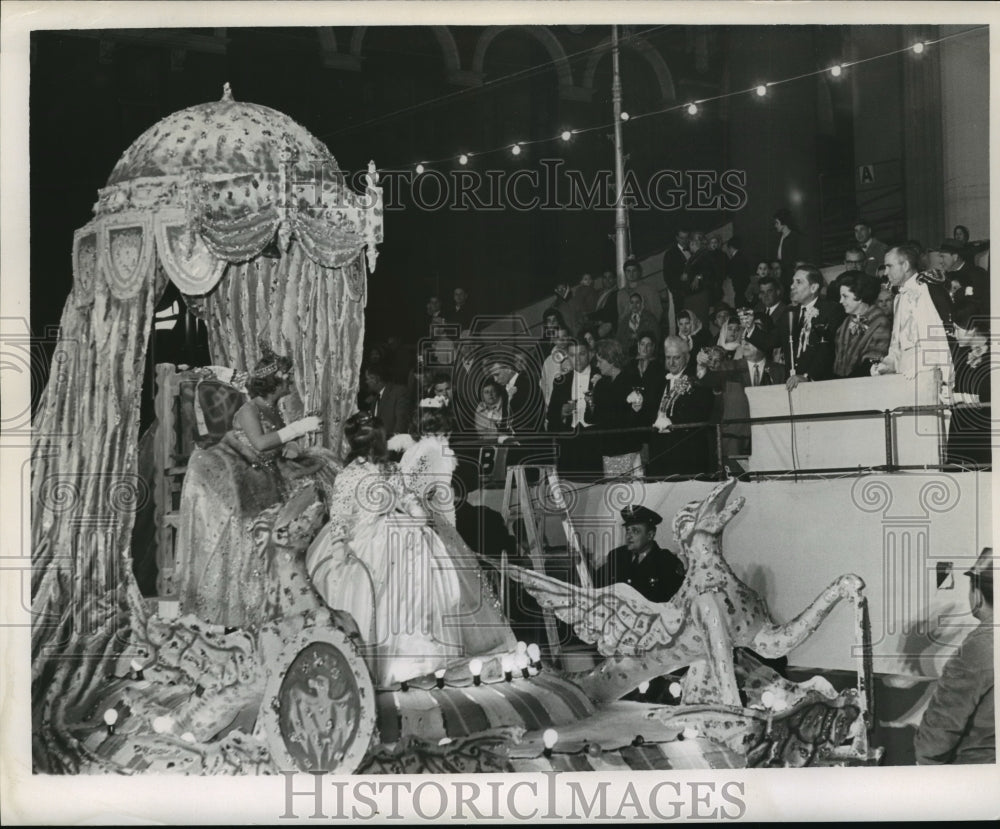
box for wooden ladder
[500,465,593,666]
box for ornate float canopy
[71,83,383,304]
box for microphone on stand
[788,307,798,376]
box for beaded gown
[306,436,515,688]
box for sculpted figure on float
[509,478,869,707]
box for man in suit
[779,265,845,390]
[450,287,475,334]
[772,209,799,295]
[853,220,889,278]
[704,325,788,458]
[724,236,753,309]
[754,274,789,357]
[546,340,601,475]
[662,228,691,324]
[616,257,663,323]
[646,336,716,477]
[592,506,686,603]
[490,354,542,435]
[940,238,990,312]
[363,362,413,438]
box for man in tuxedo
[592,506,685,603]
[646,336,715,477]
[704,325,788,458]
[489,354,542,435]
[546,340,601,475]
[363,363,413,437]
[662,228,691,322]
[940,238,989,312]
[724,236,753,309]
[779,265,845,390]
[853,220,888,278]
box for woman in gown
[306,411,515,689]
[176,344,337,629]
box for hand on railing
[652,414,673,433]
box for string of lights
[382,25,986,175]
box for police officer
[593,505,685,602]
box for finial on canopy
[221,82,234,102]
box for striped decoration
[375,673,597,744]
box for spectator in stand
[682,232,720,327]
[617,292,659,354]
[876,282,894,318]
[540,307,568,348]
[540,330,571,407]
[709,304,735,341]
[872,245,954,382]
[833,273,892,378]
[952,224,988,267]
[622,331,665,426]
[362,362,413,438]
[676,309,713,356]
[578,321,600,352]
[914,546,994,765]
[940,238,990,312]
[716,314,743,358]
[587,285,619,339]
[425,371,453,405]
[646,336,716,477]
[853,219,889,277]
[574,272,598,316]
[944,300,991,469]
[706,235,728,305]
[843,247,866,273]
[552,282,584,338]
[474,378,510,439]
[772,209,800,292]
[745,260,769,307]
[592,338,645,477]
[662,228,692,326]
[703,325,787,459]
[449,287,474,334]
[617,257,663,323]
[756,274,789,337]
[724,236,754,310]
[547,340,601,475]
[779,264,845,390]
[489,355,541,435]
[768,260,783,285]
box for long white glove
[277,415,322,443]
[653,414,672,432]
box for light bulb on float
[469,658,483,686]
[527,643,541,670]
[542,728,558,757]
[103,708,118,736]
[435,668,446,689]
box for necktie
[753,363,761,387]
[373,393,381,418]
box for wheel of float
[257,622,376,773]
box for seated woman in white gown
[305,411,515,688]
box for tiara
[251,338,290,380]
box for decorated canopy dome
[74,83,382,301]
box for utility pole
[611,24,628,289]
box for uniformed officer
[593,505,686,602]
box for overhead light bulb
[830,64,843,77]
[686,103,698,116]
[620,111,630,121]
[511,143,522,156]
[912,41,925,54]
[415,163,425,174]
[458,154,469,166]
[755,85,768,97]
[560,130,572,141]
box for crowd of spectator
[358,216,990,480]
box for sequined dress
[305,453,515,688]
[176,401,339,629]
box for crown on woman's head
[251,337,290,380]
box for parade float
[30,93,880,775]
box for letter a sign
[858,165,876,185]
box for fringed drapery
[192,247,366,453]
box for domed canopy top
[107,96,339,185]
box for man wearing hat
[593,505,686,603]
[939,238,990,312]
[914,547,995,765]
